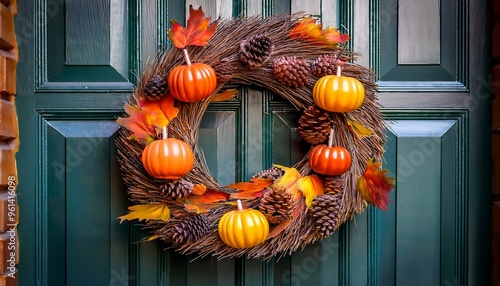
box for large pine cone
[259,185,292,224]
[252,166,284,180]
[324,176,345,193]
[239,34,274,69]
[298,105,331,144]
[310,54,345,77]
[310,192,343,239]
[272,56,309,87]
[160,179,193,199]
[213,58,235,83]
[171,214,210,244]
[142,74,168,101]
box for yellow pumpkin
[312,70,365,113]
[218,200,269,248]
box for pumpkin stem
[182,48,192,66]
[328,128,334,147]
[336,65,342,77]
[162,126,168,140]
[236,199,243,211]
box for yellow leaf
[191,184,207,195]
[211,89,238,102]
[272,164,302,200]
[346,117,373,138]
[118,204,170,223]
[145,235,159,241]
[297,175,325,207]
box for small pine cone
[252,166,284,180]
[213,58,235,83]
[324,176,345,193]
[272,56,309,87]
[239,34,274,69]
[259,186,293,224]
[310,192,343,239]
[298,105,331,144]
[142,74,168,101]
[310,54,345,77]
[172,214,210,244]
[160,179,194,199]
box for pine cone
[298,105,331,144]
[160,179,193,199]
[259,185,292,224]
[310,192,343,239]
[272,56,309,87]
[252,166,284,180]
[324,176,345,193]
[142,74,168,101]
[213,58,235,83]
[172,214,210,244]
[239,34,274,69]
[310,54,345,77]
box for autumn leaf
[116,103,156,145]
[346,117,373,138]
[211,89,238,102]
[191,184,207,195]
[297,175,325,207]
[168,5,217,49]
[118,204,170,223]
[145,235,159,241]
[356,159,395,210]
[272,164,302,200]
[267,218,292,239]
[183,189,229,205]
[227,178,273,199]
[139,95,179,128]
[289,17,349,46]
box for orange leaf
[346,116,373,138]
[139,95,179,128]
[289,17,349,46]
[211,89,238,102]
[118,204,170,223]
[272,164,302,200]
[167,5,217,49]
[297,175,325,207]
[356,159,395,210]
[267,218,292,239]
[184,189,229,205]
[227,178,272,199]
[116,103,156,145]
[191,184,207,195]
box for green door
[15,0,491,285]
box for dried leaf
[184,189,229,205]
[146,235,159,241]
[139,95,179,128]
[168,5,217,49]
[118,204,170,223]
[297,175,325,207]
[272,164,302,200]
[267,218,292,239]
[346,117,373,138]
[289,17,349,46]
[116,103,156,145]
[211,89,238,102]
[356,159,395,210]
[191,184,207,195]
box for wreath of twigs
[116,13,385,260]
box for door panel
[15,0,490,285]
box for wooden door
[15,0,490,285]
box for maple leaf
[139,95,179,128]
[227,178,273,199]
[297,175,325,207]
[211,89,238,102]
[118,204,170,223]
[116,103,156,145]
[289,17,349,46]
[356,159,395,210]
[168,5,217,49]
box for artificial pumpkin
[312,66,365,113]
[309,144,352,176]
[141,137,194,180]
[218,200,269,248]
[168,51,217,103]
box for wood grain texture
[0,57,15,95]
[0,5,14,51]
[0,99,16,140]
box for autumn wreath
[116,6,394,260]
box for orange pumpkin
[308,145,352,176]
[312,71,365,113]
[141,138,194,179]
[168,63,217,103]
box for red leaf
[139,95,179,128]
[184,189,229,205]
[226,178,273,200]
[289,17,349,46]
[267,218,292,239]
[356,159,395,210]
[167,5,217,49]
[116,103,156,145]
